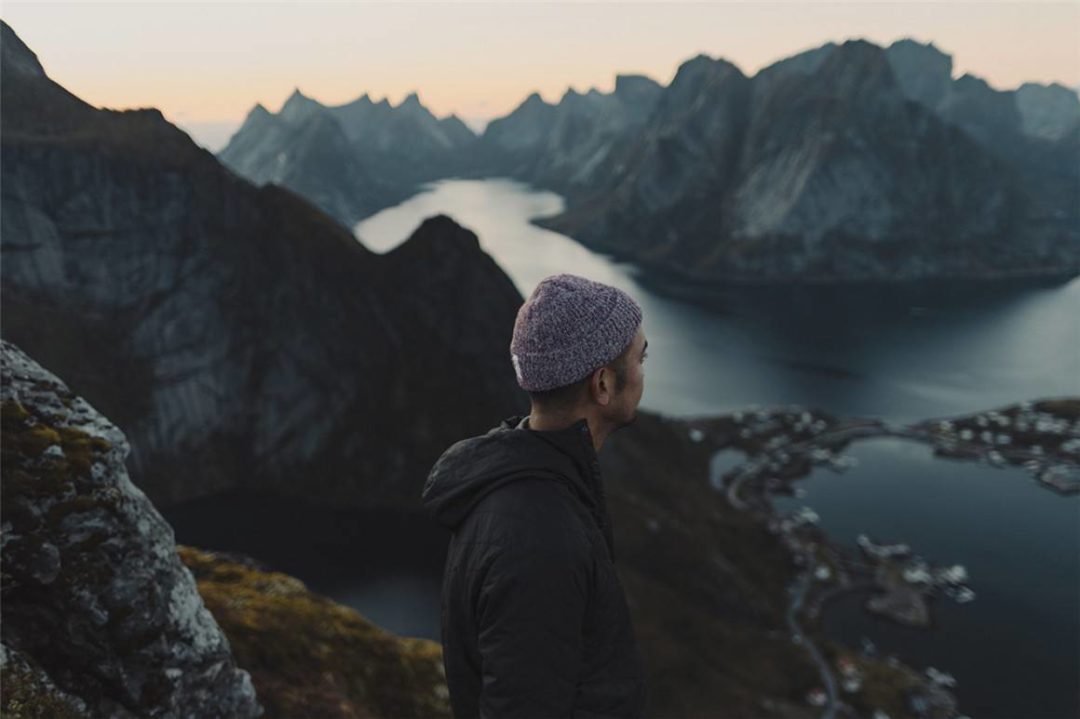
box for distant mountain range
[219,37,1079,282]
[464,75,664,196]
[218,88,476,228]
[0,20,526,510]
[536,38,1080,282]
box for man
[421,273,649,719]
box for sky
[4,1,1079,151]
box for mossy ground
[177,545,451,719]
[0,659,89,719]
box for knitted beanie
[510,273,643,392]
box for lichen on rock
[0,339,262,718]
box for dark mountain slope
[1,20,527,509]
[536,38,1079,282]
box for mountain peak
[678,53,717,72]
[522,91,551,107]
[816,38,896,93]
[383,214,481,265]
[399,92,421,108]
[670,53,744,89]
[1,21,46,79]
[242,103,273,124]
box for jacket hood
[421,413,615,556]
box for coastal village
[919,400,1080,495]
[684,398,1079,719]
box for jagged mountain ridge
[219,87,476,228]
[0,20,528,510]
[469,74,664,195]
[211,35,1076,283]
[534,37,1080,282]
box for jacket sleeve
[476,541,593,718]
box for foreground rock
[0,339,262,718]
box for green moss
[0,660,88,719]
[1,400,113,508]
[2,398,32,424]
[176,545,451,719]
[2,398,120,544]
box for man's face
[612,325,647,428]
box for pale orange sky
[4,1,1078,149]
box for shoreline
[681,397,1079,717]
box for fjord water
[772,438,1080,718]
[165,178,1077,714]
[352,178,1079,714]
[356,178,1079,423]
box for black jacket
[421,413,648,719]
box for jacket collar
[510,414,596,456]
[501,413,616,562]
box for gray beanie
[510,273,643,392]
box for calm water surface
[355,178,1080,423]
[773,438,1079,719]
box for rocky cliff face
[886,38,1080,144]
[1014,82,1080,142]
[0,339,262,718]
[472,75,663,194]
[219,88,476,228]
[0,21,528,510]
[216,100,407,228]
[1,338,452,718]
[535,38,1080,283]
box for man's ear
[590,366,613,406]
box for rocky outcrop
[886,38,1080,144]
[471,75,663,195]
[0,339,262,718]
[216,100,408,228]
[219,88,477,227]
[535,38,1079,283]
[1014,82,1080,142]
[178,545,450,719]
[0,20,528,510]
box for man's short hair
[528,352,629,412]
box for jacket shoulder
[470,477,591,556]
